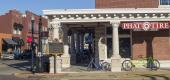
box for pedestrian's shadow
[139,74,170,80]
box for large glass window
[106,27,112,35]
[107,38,112,58]
[160,0,170,5]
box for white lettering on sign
[121,22,170,31]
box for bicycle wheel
[87,64,93,71]
[102,62,110,71]
[122,60,133,71]
[150,59,160,70]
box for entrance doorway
[69,27,95,67]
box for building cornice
[43,8,170,23]
[43,8,170,15]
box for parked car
[1,53,14,60]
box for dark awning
[3,38,17,45]
[12,38,25,46]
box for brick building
[43,0,170,72]
[0,9,48,58]
[22,11,48,50]
[95,0,159,8]
[95,0,170,60]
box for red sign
[121,22,170,31]
[27,37,32,43]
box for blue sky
[0,0,95,15]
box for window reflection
[160,0,170,5]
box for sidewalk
[14,70,170,80]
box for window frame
[159,0,170,7]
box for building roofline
[43,8,170,15]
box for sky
[0,0,95,15]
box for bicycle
[87,58,111,71]
[122,55,160,71]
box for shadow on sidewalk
[139,74,170,80]
[4,60,31,71]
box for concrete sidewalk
[14,71,170,80]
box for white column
[61,26,70,68]
[112,22,121,59]
[52,22,62,43]
[63,27,69,56]
[110,21,121,72]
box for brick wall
[0,9,48,50]
[95,0,159,8]
[132,30,170,60]
[22,11,48,50]
[0,12,12,34]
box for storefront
[43,8,170,72]
[0,33,16,59]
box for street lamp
[31,16,35,73]
[38,16,42,72]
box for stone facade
[43,8,170,72]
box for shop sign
[49,42,64,53]
[121,22,170,31]
[27,37,32,43]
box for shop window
[13,29,21,35]
[107,38,112,58]
[106,27,112,35]
[18,30,21,35]
[107,38,131,58]
[42,26,48,31]
[119,38,131,58]
[13,29,17,34]
[160,0,170,5]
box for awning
[12,38,25,46]
[3,38,17,45]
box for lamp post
[38,16,42,72]
[31,16,35,73]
